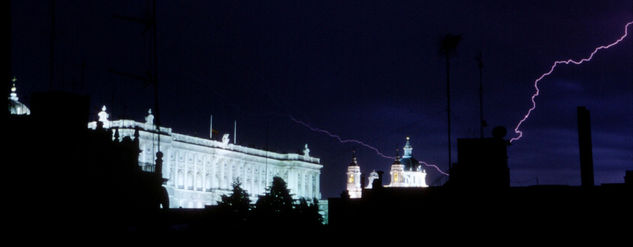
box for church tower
[346,151,362,198]
[388,137,428,188]
[389,149,405,187]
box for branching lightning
[510,21,633,143]
[290,116,449,176]
[288,21,633,176]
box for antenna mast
[151,0,160,157]
[49,0,56,90]
[476,51,485,138]
[110,0,161,173]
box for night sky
[11,0,633,198]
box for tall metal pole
[49,0,56,90]
[446,53,452,171]
[153,0,160,152]
[151,0,162,177]
[6,0,11,97]
[441,34,461,172]
[477,52,484,138]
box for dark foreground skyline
[10,0,633,198]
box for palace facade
[88,107,323,208]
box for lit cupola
[387,137,428,188]
[400,137,423,172]
[8,77,31,115]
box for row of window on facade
[166,166,319,198]
[135,143,319,198]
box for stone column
[316,172,321,199]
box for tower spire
[351,149,358,165]
[403,137,413,158]
[9,76,18,101]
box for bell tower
[389,149,405,187]
[346,151,362,198]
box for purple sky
[11,0,633,198]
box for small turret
[389,149,405,186]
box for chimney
[577,106,594,187]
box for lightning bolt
[419,161,450,176]
[289,116,394,159]
[290,116,449,176]
[510,21,633,143]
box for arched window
[205,173,211,191]
[305,174,310,198]
[177,169,184,189]
[186,171,194,190]
[196,172,203,191]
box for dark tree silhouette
[294,198,323,228]
[254,176,294,220]
[217,178,251,223]
[251,176,323,233]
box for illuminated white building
[345,137,428,199]
[88,107,323,208]
[345,152,362,198]
[387,137,428,188]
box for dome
[400,137,424,172]
[7,81,30,115]
[400,156,420,171]
[8,100,31,115]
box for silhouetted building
[6,91,166,234]
[577,106,594,187]
[448,126,510,188]
[329,126,631,235]
[329,183,631,236]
